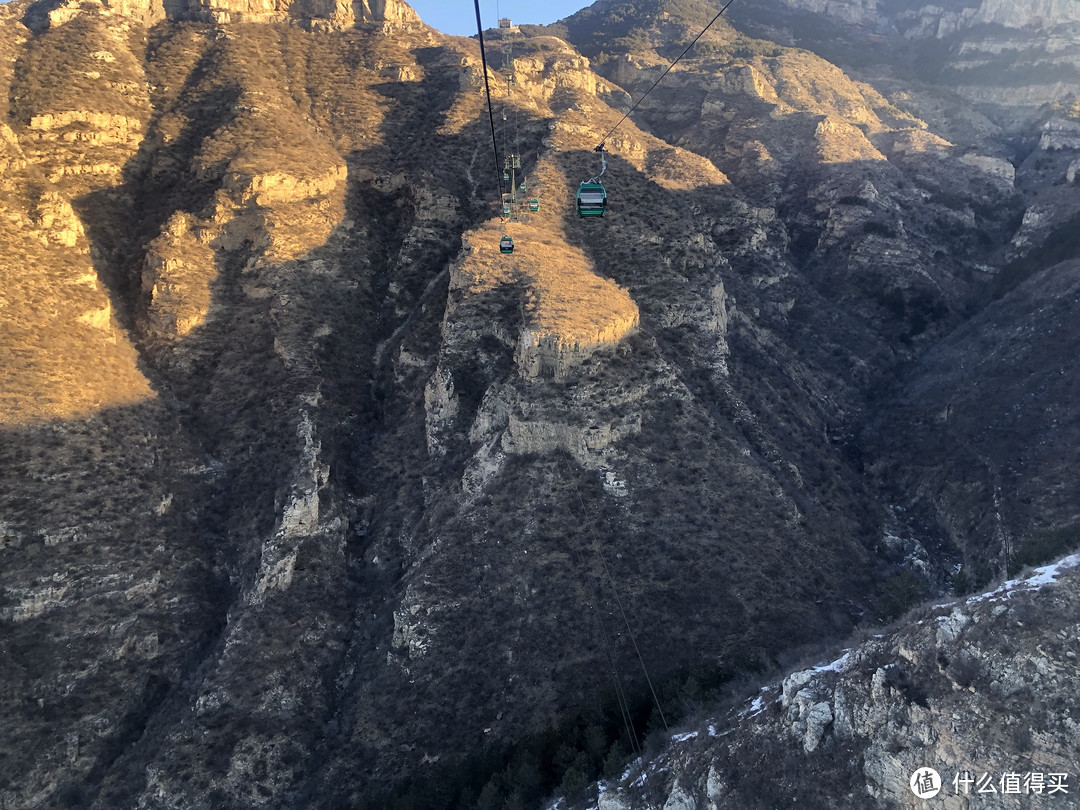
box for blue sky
[0,0,592,34]
[407,1,593,37]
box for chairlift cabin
[529,198,540,212]
[576,182,607,217]
[500,235,514,254]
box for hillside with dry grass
[1,0,1079,808]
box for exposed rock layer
[0,0,1077,808]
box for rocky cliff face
[0,0,1077,808]
[28,0,419,31]
[768,0,1080,35]
[585,556,1080,810]
[864,258,1080,592]
[719,0,1080,124]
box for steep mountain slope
[0,0,1077,808]
[722,0,1080,119]
[584,556,1080,810]
[865,258,1080,592]
[557,0,1025,344]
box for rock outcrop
[585,555,1080,810]
[0,1,1077,809]
[1039,117,1080,150]
[774,0,1080,36]
[449,219,640,382]
[141,212,217,337]
[30,0,420,30]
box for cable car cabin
[577,183,607,217]
[528,198,540,212]
[499,236,514,254]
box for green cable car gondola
[576,182,607,217]
[528,198,540,212]
[500,235,514,254]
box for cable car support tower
[500,26,526,224]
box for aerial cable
[473,0,502,190]
[498,28,525,220]
[574,486,670,735]
[502,108,509,181]
[596,602,658,810]
[591,532,670,734]
[585,149,607,185]
[512,46,523,210]
[568,539,645,764]
[597,600,645,764]
[595,0,738,151]
[564,522,654,808]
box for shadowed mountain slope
[1,0,1078,808]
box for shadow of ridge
[0,395,232,810]
[366,39,555,207]
[20,0,64,34]
[71,25,242,336]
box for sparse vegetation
[3,2,1079,809]
[1008,527,1080,575]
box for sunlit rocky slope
[0,0,1077,807]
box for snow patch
[812,651,851,674]
[602,468,628,497]
[967,554,1080,605]
[739,695,765,719]
[621,758,644,783]
[671,730,698,743]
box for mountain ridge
[0,0,1078,807]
